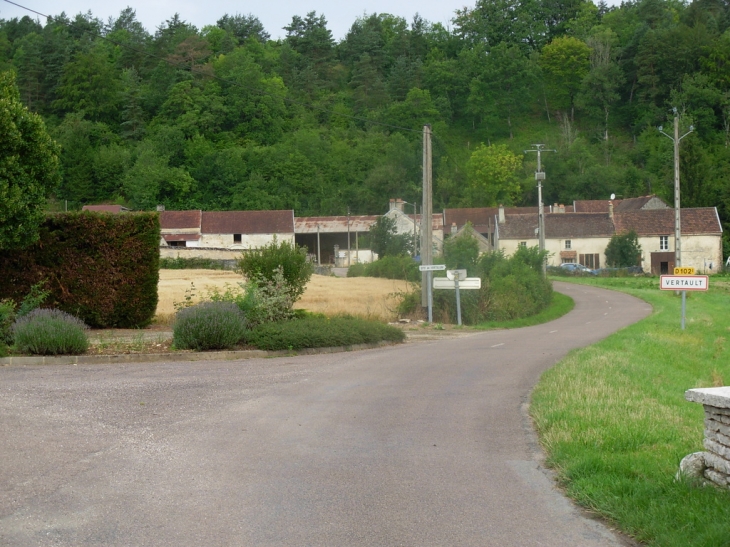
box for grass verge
[474,291,574,330]
[531,277,730,547]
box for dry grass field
[157,269,413,322]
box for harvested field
[157,269,413,322]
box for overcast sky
[0,0,619,41]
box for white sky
[0,0,621,41]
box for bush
[12,308,89,355]
[160,257,230,270]
[238,239,313,303]
[0,299,14,346]
[347,263,367,277]
[246,316,405,351]
[364,255,420,281]
[443,224,479,272]
[0,212,159,328]
[173,301,246,351]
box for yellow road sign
[674,267,695,275]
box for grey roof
[499,213,615,239]
[613,208,722,236]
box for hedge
[0,212,159,328]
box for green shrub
[12,308,89,355]
[206,267,296,328]
[443,224,480,272]
[347,263,367,277]
[0,299,15,345]
[238,239,313,302]
[364,255,420,281]
[246,316,406,351]
[173,302,246,351]
[0,212,159,328]
[160,257,230,270]
[16,281,50,318]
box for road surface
[0,282,651,546]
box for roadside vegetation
[532,276,730,547]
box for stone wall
[683,387,730,489]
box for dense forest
[2,0,730,249]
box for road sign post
[433,272,482,326]
[660,273,708,330]
[419,264,446,323]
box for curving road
[0,282,651,547]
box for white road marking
[491,343,504,348]
[549,330,557,333]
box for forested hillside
[2,0,729,250]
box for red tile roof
[613,208,721,236]
[202,210,294,234]
[573,196,669,213]
[499,213,615,239]
[160,210,202,230]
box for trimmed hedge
[246,316,406,351]
[0,212,159,328]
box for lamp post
[658,108,694,270]
[525,144,555,277]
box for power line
[2,0,424,134]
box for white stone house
[384,198,444,255]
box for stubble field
[157,269,412,322]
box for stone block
[686,387,730,409]
[705,417,730,435]
[705,439,730,460]
[705,429,730,448]
[704,451,730,475]
[704,468,730,488]
[706,409,730,423]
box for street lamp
[658,107,694,269]
[525,144,556,277]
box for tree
[539,36,591,121]
[369,216,413,257]
[465,144,523,206]
[605,230,642,267]
[0,71,60,249]
[443,224,480,273]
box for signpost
[660,270,709,330]
[433,271,482,326]
[419,264,446,323]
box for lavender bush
[173,301,246,351]
[12,308,89,355]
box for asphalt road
[1,282,652,547]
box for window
[660,235,668,251]
[519,241,527,248]
[565,240,572,250]
[233,234,242,243]
[168,241,186,247]
[580,253,600,269]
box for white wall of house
[160,247,244,260]
[501,237,612,267]
[638,234,722,273]
[199,233,294,249]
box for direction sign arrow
[660,275,708,291]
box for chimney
[451,222,458,234]
[395,199,405,212]
[389,198,396,211]
[608,201,614,219]
[156,204,165,212]
[557,204,565,214]
[498,204,505,224]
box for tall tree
[0,71,60,248]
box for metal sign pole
[455,277,462,326]
[682,291,686,330]
[428,271,433,323]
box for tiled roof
[573,196,669,213]
[202,210,294,234]
[160,210,202,230]
[500,213,615,239]
[444,207,544,231]
[295,216,379,233]
[613,208,721,236]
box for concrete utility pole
[659,108,694,269]
[421,125,433,307]
[316,224,321,266]
[524,144,555,276]
[347,207,351,268]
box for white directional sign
[433,277,482,290]
[660,275,709,291]
[447,269,467,281]
[419,264,446,272]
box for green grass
[474,291,574,330]
[532,277,730,547]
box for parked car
[559,263,598,275]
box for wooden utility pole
[421,124,433,307]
